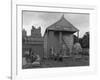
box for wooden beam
[59,32,62,44]
[77,31,79,39]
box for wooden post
[77,31,79,38]
[59,32,62,46]
[47,30,49,58]
[77,31,79,42]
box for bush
[81,48,89,56]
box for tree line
[74,32,89,48]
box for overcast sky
[23,11,89,38]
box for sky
[23,11,89,38]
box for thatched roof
[46,15,79,33]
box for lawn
[22,48,89,69]
[23,55,89,69]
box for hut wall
[47,31,60,56]
[44,33,48,58]
[44,31,74,58]
[44,31,60,58]
[63,33,73,53]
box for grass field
[23,55,89,69]
[22,48,89,69]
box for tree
[73,32,89,48]
[73,35,79,44]
[81,32,89,48]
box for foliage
[81,32,89,48]
[73,32,89,48]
